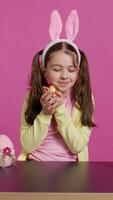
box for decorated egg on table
[0,134,16,167]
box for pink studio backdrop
[0,0,113,161]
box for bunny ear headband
[42,10,81,66]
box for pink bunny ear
[65,10,79,41]
[49,10,62,40]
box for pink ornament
[0,134,16,167]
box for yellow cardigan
[18,94,94,161]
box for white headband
[42,10,81,66]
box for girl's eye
[53,68,61,71]
[68,66,79,73]
[68,67,76,72]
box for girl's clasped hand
[40,86,64,115]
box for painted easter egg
[0,134,15,167]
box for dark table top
[0,161,113,192]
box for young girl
[18,10,96,162]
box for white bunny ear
[49,10,62,40]
[65,10,79,41]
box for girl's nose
[60,71,68,79]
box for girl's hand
[55,90,64,106]
[40,87,64,115]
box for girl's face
[44,50,79,96]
